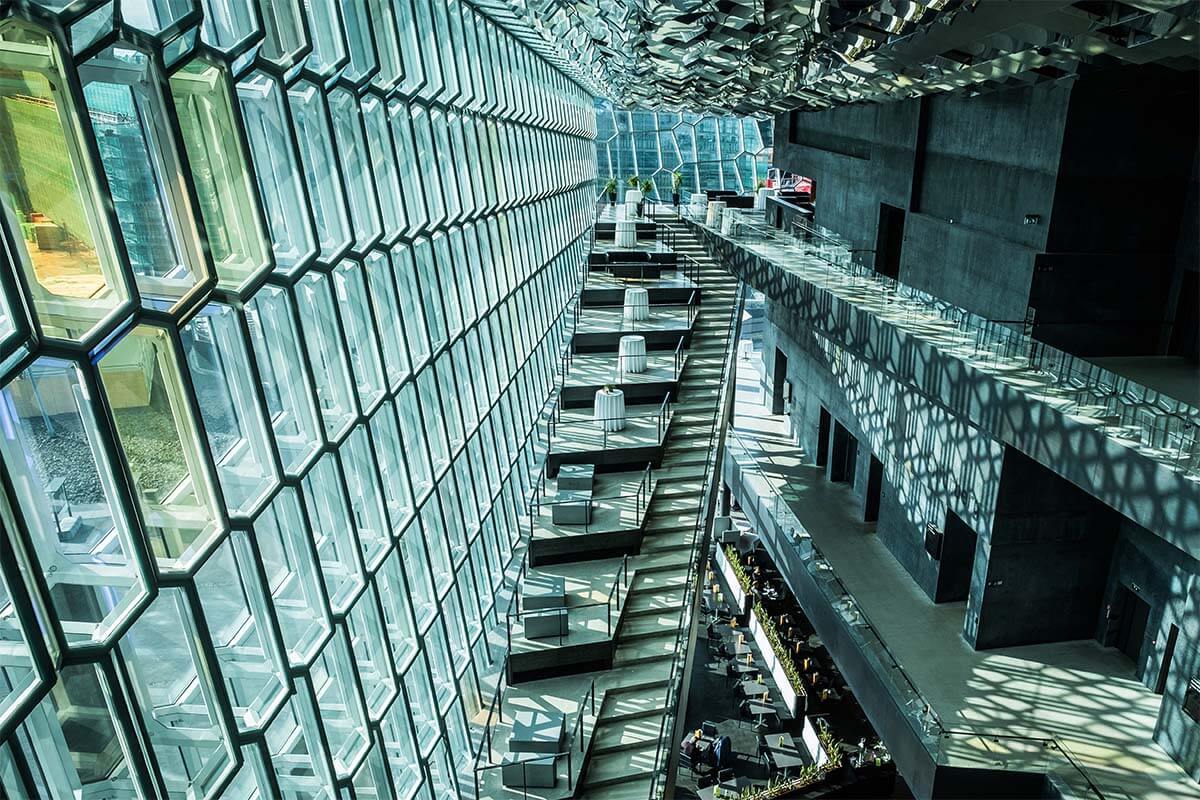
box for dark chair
[702,721,719,738]
[725,661,737,687]
[756,734,776,769]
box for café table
[767,733,811,777]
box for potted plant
[602,177,618,205]
[637,177,654,216]
[671,170,683,206]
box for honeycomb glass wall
[0,1,596,797]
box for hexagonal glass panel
[120,0,196,37]
[169,56,270,293]
[195,537,288,734]
[118,588,237,799]
[294,272,356,440]
[302,452,364,616]
[266,684,337,798]
[6,664,142,798]
[237,70,317,277]
[0,19,130,343]
[80,44,209,311]
[246,285,322,476]
[248,488,330,668]
[0,356,150,650]
[97,325,223,575]
[181,302,278,517]
[310,632,370,779]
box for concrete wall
[1100,520,1200,780]
[775,64,1200,359]
[974,448,1119,650]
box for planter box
[750,605,804,718]
[714,544,751,616]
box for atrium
[0,1,1195,799]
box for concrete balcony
[506,557,634,684]
[685,210,1200,560]
[528,467,657,566]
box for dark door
[1155,624,1179,695]
[829,422,851,482]
[844,435,859,489]
[771,348,788,415]
[934,511,979,604]
[816,407,831,467]
[864,455,884,522]
[875,203,905,279]
[1113,585,1152,665]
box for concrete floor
[730,363,1200,800]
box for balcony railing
[683,206,1200,480]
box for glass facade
[0,2,595,798]
[595,98,773,198]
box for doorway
[1110,585,1152,667]
[864,455,884,523]
[771,348,788,415]
[934,511,979,604]
[816,407,831,468]
[829,422,857,484]
[1155,624,1179,695]
[875,203,905,280]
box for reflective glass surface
[0,4,595,795]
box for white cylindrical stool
[623,287,649,322]
[593,388,626,432]
[615,219,636,248]
[624,189,643,204]
[618,335,647,375]
[755,187,778,210]
[706,200,726,227]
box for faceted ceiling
[474,0,1200,115]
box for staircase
[578,219,741,797]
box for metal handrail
[646,279,745,799]
[694,208,1200,474]
[471,674,597,799]
[528,463,654,537]
[546,390,673,454]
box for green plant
[626,174,640,187]
[753,601,807,699]
[671,170,683,191]
[755,177,767,190]
[602,177,617,195]
[723,545,751,593]
[639,177,654,196]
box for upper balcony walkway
[684,209,1200,560]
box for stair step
[580,752,658,793]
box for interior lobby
[0,1,1194,799]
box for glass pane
[169,57,270,293]
[0,357,149,649]
[98,325,223,574]
[0,20,129,341]
[181,302,278,517]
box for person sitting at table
[680,729,703,759]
